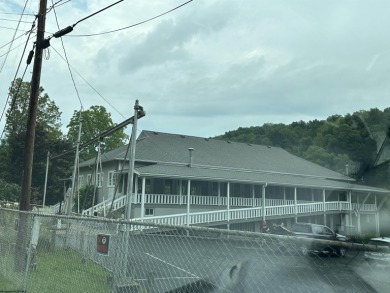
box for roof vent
[188,148,194,167]
[227,141,231,144]
[153,132,158,135]
[205,138,209,141]
[181,135,186,138]
[267,146,271,148]
[248,143,252,146]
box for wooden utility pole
[19,0,48,211]
[15,0,48,273]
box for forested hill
[215,108,390,181]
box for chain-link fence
[0,207,389,293]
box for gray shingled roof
[80,130,389,194]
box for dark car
[270,224,293,235]
[289,223,348,257]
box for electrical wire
[50,45,126,119]
[73,0,123,27]
[0,18,37,140]
[0,34,36,58]
[0,32,32,51]
[66,0,193,37]
[0,18,32,24]
[0,12,35,16]
[0,64,31,141]
[0,0,31,75]
[0,25,31,33]
[51,0,83,110]
[47,0,71,13]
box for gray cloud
[2,0,390,138]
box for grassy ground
[0,274,17,291]
[0,249,110,293]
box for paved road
[112,234,387,292]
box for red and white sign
[97,234,110,255]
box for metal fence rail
[0,207,388,293]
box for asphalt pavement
[119,234,387,292]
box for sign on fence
[97,234,110,255]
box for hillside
[215,108,390,188]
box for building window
[96,172,104,187]
[145,208,154,217]
[108,171,117,187]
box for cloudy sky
[1,0,389,139]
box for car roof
[293,222,323,227]
[369,237,390,243]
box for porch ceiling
[135,164,390,194]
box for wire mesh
[0,208,388,293]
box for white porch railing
[81,194,297,216]
[81,193,378,217]
[131,201,377,227]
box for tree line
[0,78,128,205]
[216,108,390,188]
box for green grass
[1,249,111,293]
[0,274,18,291]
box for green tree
[4,78,62,140]
[303,145,351,174]
[0,178,20,202]
[75,184,95,210]
[66,105,128,161]
[0,79,71,205]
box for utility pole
[15,0,47,273]
[68,114,82,215]
[125,100,141,220]
[20,0,48,211]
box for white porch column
[356,195,361,234]
[283,187,286,202]
[347,191,352,210]
[179,180,183,205]
[375,195,380,236]
[311,189,314,202]
[262,184,266,221]
[252,185,255,207]
[140,177,146,222]
[348,191,352,227]
[322,189,326,225]
[375,213,380,237]
[294,187,298,222]
[187,179,191,226]
[134,175,139,203]
[218,182,221,206]
[227,182,230,230]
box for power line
[0,25,31,33]
[0,0,32,76]
[0,19,37,140]
[66,0,193,37]
[0,18,32,23]
[0,34,36,58]
[50,1,100,149]
[73,0,124,27]
[0,33,29,51]
[47,0,71,13]
[0,12,35,16]
[50,0,83,109]
[50,45,126,119]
